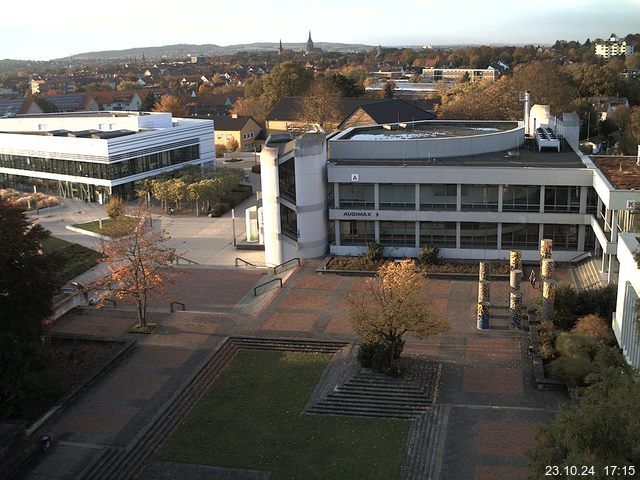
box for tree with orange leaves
[94,215,176,331]
[152,94,187,117]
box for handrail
[273,257,300,275]
[568,251,592,264]
[170,301,186,312]
[235,257,256,267]
[254,278,283,296]
[173,255,199,265]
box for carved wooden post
[479,262,489,282]
[478,280,490,304]
[477,262,490,328]
[541,258,555,280]
[509,269,522,291]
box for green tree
[528,368,640,479]
[348,259,450,375]
[0,198,58,418]
[261,61,313,109]
[139,92,156,112]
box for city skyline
[2,0,639,61]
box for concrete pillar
[541,258,555,280]
[510,269,522,290]
[509,291,522,327]
[607,254,616,285]
[477,301,490,329]
[479,262,490,281]
[509,250,522,271]
[540,238,553,259]
[541,279,556,322]
[478,280,490,304]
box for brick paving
[24,263,576,479]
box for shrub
[106,196,124,219]
[211,202,231,217]
[555,332,596,359]
[364,242,384,262]
[251,164,261,174]
[552,284,578,330]
[548,356,596,386]
[357,340,404,377]
[417,245,439,266]
[571,314,614,344]
[576,284,617,321]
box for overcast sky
[2,0,639,60]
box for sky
[2,0,639,61]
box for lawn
[72,216,138,237]
[41,237,102,286]
[156,350,410,479]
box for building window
[460,222,498,249]
[544,186,580,213]
[278,158,296,202]
[420,184,456,210]
[380,221,415,246]
[340,220,375,245]
[419,222,456,247]
[502,185,540,212]
[280,204,298,240]
[501,223,539,249]
[379,184,415,210]
[586,187,598,214]
[339,183,374,209]
[543,224,578,250]
[461,185,498,211]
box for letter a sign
[351,173,359,182]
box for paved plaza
[22,256,569,480]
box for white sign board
[351,173,359,182]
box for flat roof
[342,121,519,140]
[330,139,585,169]
[592,156,640,190]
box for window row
[339,221,580,250]
[338,184,589,213]
[0,145,200,181]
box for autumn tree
[299,79,342,132]
[94,215,176,331]
[106,196,124,219]
[258,61,313,110]
[0,198,59,418]
[153,94,187,117]
[348,259,450,375]
[382,80,396,99]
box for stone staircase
[398,404,451,480]
[571,258,605,292]
[306,349,440,419]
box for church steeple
[306,31,314,53]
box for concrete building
[614,233,640,368]
[0,111,214,203]
[595,33,634,59]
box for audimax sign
[342,211,379,217]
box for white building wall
[260,146,283,267]
[614,233,640,368]
[293,133,328,259]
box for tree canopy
[153,94,187,117]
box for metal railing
[170,301,186,312]
[173,255,199,265]
[235,257,256,267]
[254,278,283,296]
[568,251,592,264]
[273,257,300,275]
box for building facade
[595,33,634,59]
[0,111,215,203]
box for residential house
[92,91,143,111]
[41,93,99,112]
[588,96,630,121]
[212,114,263,152]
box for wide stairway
[571,257,606,292]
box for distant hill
[62,42,377,61]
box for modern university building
[259,105,640,367]
[0,111,215,203]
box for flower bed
[325,256,510,275]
